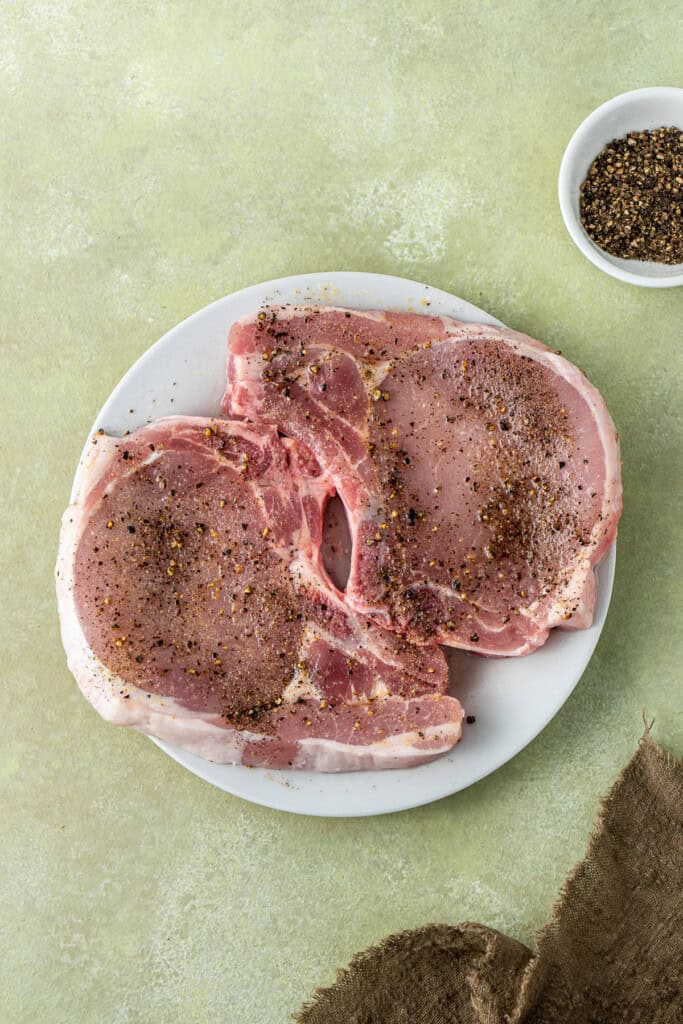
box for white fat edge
[128,701,268,764]
[441,318,495,339]
[234,305,387,327]
[230,349,263,387]
[293,717,463,772]
[70,430,123,504]
[59,431,165,604]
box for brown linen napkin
[297,734,682,1024]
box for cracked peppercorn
[579,127,683,264]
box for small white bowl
[559,87,683,288]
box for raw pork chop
[56,416,461,770]
[225,307,622,656]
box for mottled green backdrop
[1,2,681,1022]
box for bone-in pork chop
[225,307,622,656]
[56,416,461,770]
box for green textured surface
[1,2,681,1021]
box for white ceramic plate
[84,271,615,816]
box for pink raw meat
[224,306,622,656]
[56,416,461,770]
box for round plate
[85,271,616,816]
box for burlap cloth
[297,734,682,1023]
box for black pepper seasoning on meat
[580,127,683,263]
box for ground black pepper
[580,127,683,264]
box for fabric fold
[297,734,682,1024]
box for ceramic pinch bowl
[558,87,683,288]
